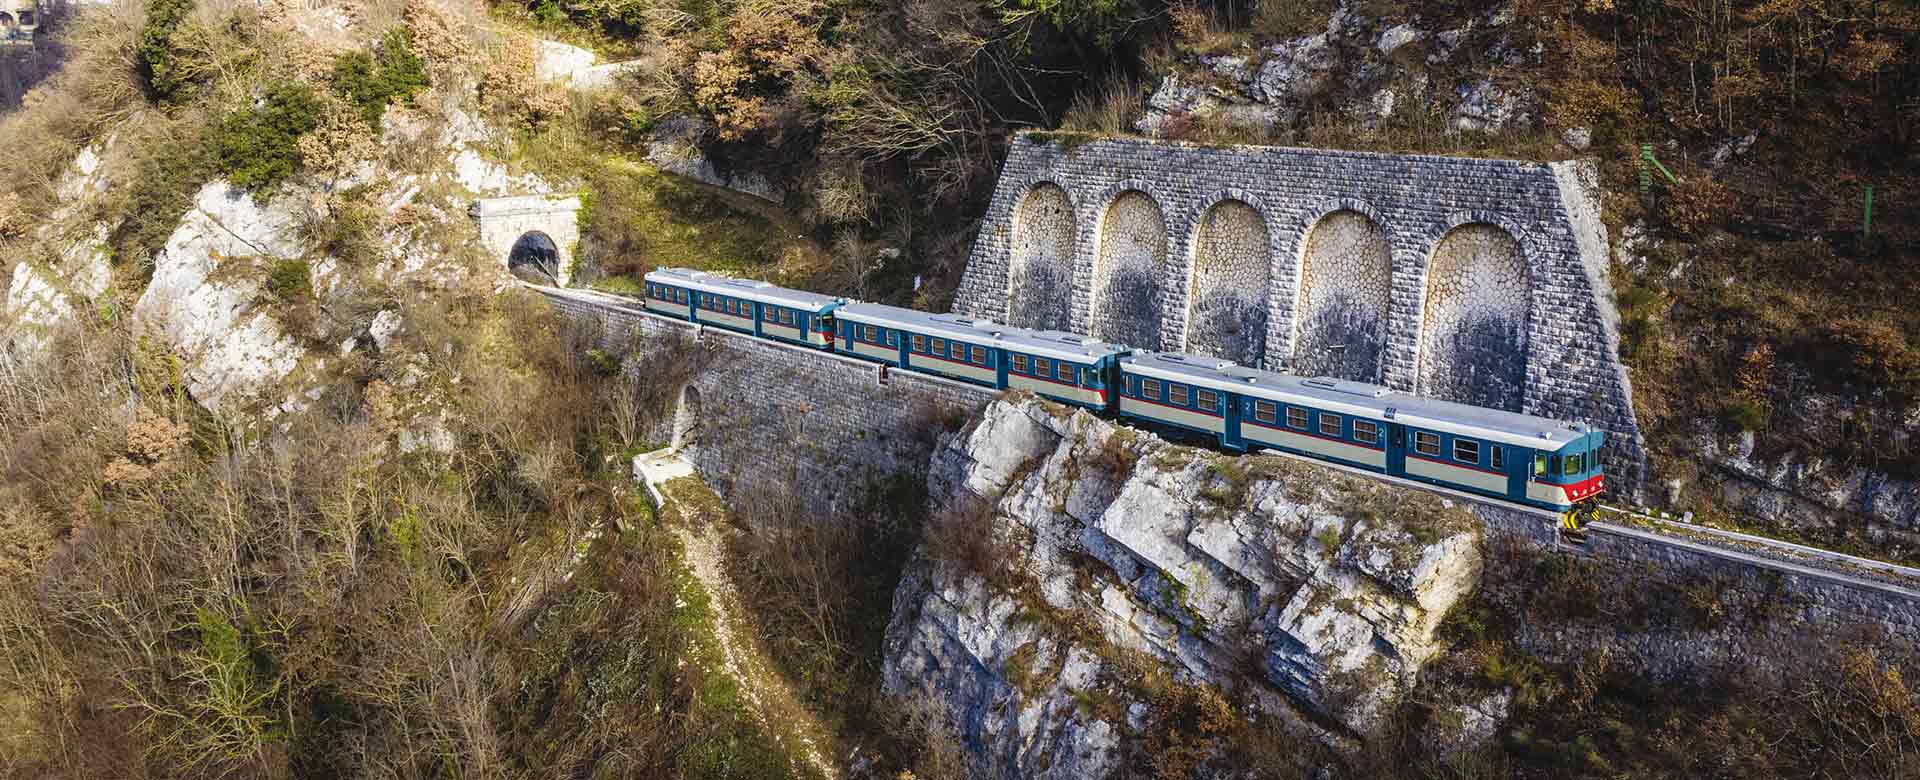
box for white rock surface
[884,396,1484,777]
[3,144,117,359]
[534,40,599,84]
[133,182,307,412]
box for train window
[1057,362,1074,381]
[973,346,988,365]
[1035,358,1052,376]
[1354,420,1380,444]
[931,338,946,355]
[1319,413,1341,437]
[1286,407,1309,429]
[862,325,878,341]
[1082,368,1098,385]
[912,335,926,352]
[1565,454,1583,475]
[1254,400,1277,423]
[1491,447,1505,470]
[1169,384,1189,406]
[1454,439,1480,464]
[1125,376,1138,394]
[1197,389,1219,413]
[1534,453,1547,476]
[1415,432,1441,457]
[1143,379,1162,399]
[1012,354,1029,373]
[676,290,686,303]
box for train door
[1504,446,1527,499]
[1385,422,1406,476]
[1221,391,1244,451]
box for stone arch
[1089,190,1169,349]
[508,231,561,282]
[1006,182,1077,330]
[1416,223,1530,410]
[1184,199,1271,366]
[670,384,702,451]
[1292,209,1394,382]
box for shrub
[108,117,217,275]
[330,29,431,126]
[137,0,198,101]
[1061,73,1143,135]
[1664,174,1733,237]
[1814,317,1920,391]
[212,80,323,190]
[264,257,311,303]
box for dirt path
[637,452,840,780]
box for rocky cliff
[881,395,1481,777]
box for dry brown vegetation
[0,291,801,778]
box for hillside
[0,0,1917,778]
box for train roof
[1121,351,1592,450]
[836,302,1127,363]
[645,267,843,310]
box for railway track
[1595,504,1920,592]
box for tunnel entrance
[508,231,561,283]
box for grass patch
[263,258,311,303]
[569,158,805,291]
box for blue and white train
[640,267,1605,515]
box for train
[639,267,1606,516]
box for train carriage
[628,267,1606,516]
[833,303,1127,408]
[1117,351,1604,511]
[643,268,841,348]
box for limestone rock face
[2,143,114,360]
[1687,417,1920,552]
[883,396,1482,778]
[133,182,308,412]
[645,117,787,203]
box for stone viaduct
[953,133,1644,493]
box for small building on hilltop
[0,0,38,44]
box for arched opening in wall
[1184,200,1271,366]
[1417,224,1530,410]
[1007,183,1077,331]
[1090,190,1168,349]
[1292,210,1393,382]
[670,385,702,451]
[508,231,561,285]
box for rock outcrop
[133,182,311,413]
[883,395,1481,778]
[1138,2,1538,139]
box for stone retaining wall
[539,291,995,513]
[955,133,1646,496]
[1477,503,1920,677]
